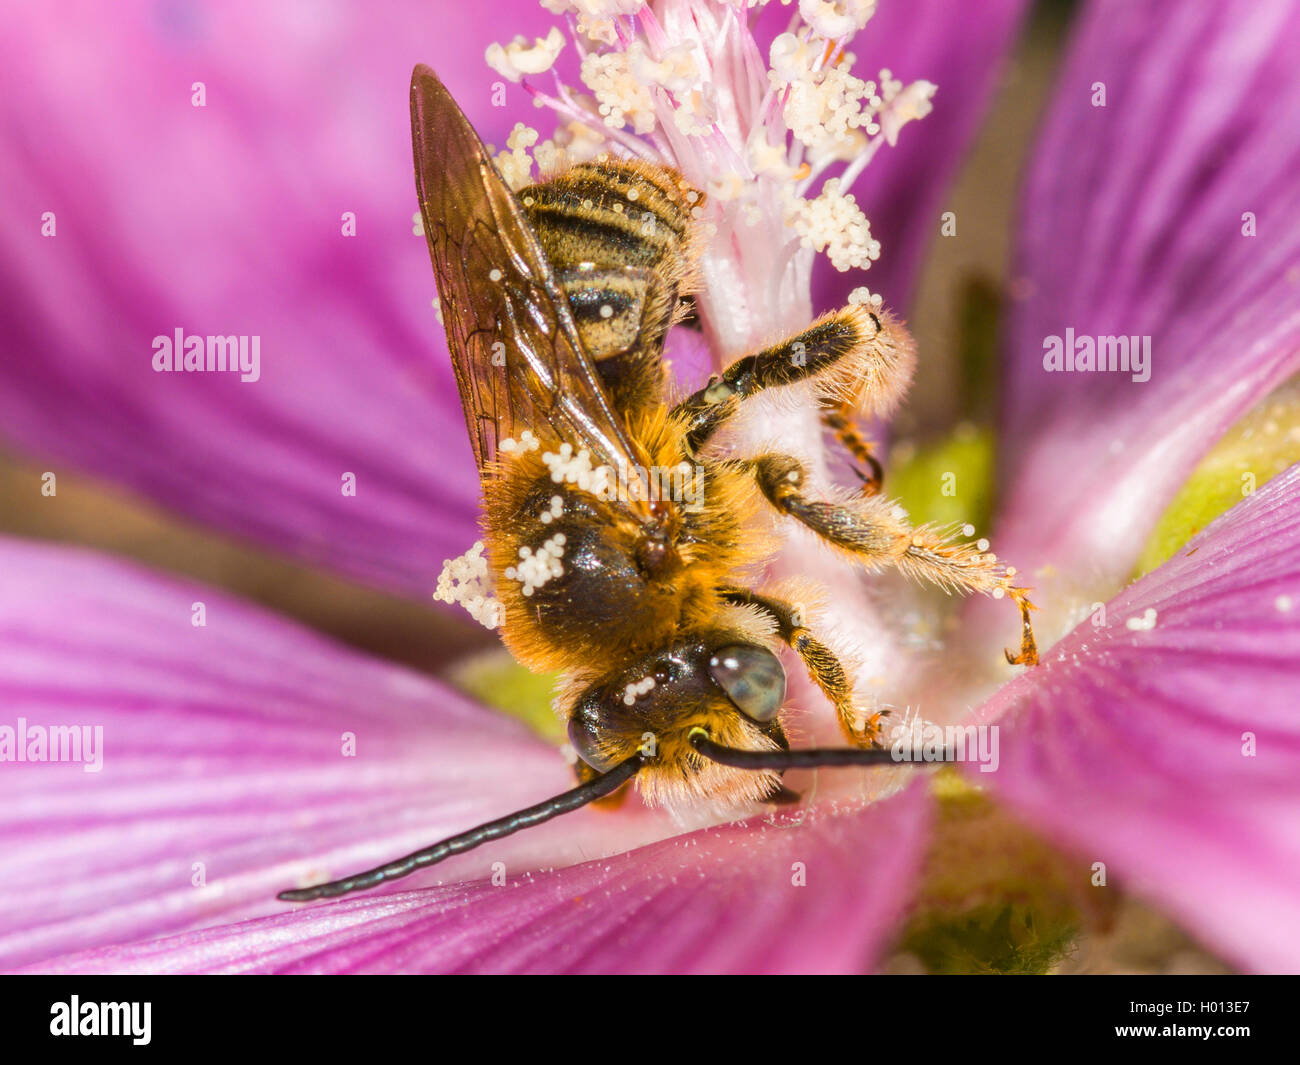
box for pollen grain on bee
[516,438,707,511]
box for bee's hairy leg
[744,454,1040,667]
[721,587,887,748]
[572,758,633,808]
[764,783,803,805]
[820,397,884,496]
[673,305,909,457]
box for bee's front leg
[721,587,888,748]
[673,305,914,462]
[571,757,633,809]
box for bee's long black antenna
[278,754,644,903]
[690,730,939,770]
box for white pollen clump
[581,48,656,133]
[977,538,990,552]
[534,118,610,175]
[599,304,613,318]
[748,138,799,183]
[628,39,700,95]
[785,179,881,272]
[799,0,878,39]
[879,74,937,146]
[505,533,567,596]
[961,523,976,537]
[770,36,879,164]
[485,26,566,83]
[431,297,443,326]
[542,442,615,498]
[622,675,656,707]
[411,210,425,237]
[541,0,641,47]
[489,124,542,191]
[848,286,884,310]
[672,89,717,137]
[706,172,748,204]
[538,495,565,525]
[1276,594,1294,613]
[581,36,706,135]
[498,430,540,455]
[488,267,505,282]
[1126,608,1158,631]
[433,541,504,630]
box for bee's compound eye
[567,712,622,773]
[708,645,786,723]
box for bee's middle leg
[744,453,1039,667]
[721,587,887,748]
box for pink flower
[1,0,1298,974]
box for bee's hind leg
[743,453,1040,668]
[722,587,888,748]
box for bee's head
[567,637,788,811]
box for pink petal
[976,463,1300,973]
[0,1,558,595]
[0,1,1026,598]
[998,0,1300,589]
[22,786,930,975]
[0,536,680,970]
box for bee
[278,66,1038,903]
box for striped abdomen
[520,160,701,415]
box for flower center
[485,0,936,354]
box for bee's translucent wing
[410,65,646,483]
